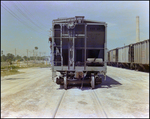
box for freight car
[50,16,107,89]
[107,39,149,72]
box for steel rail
[52,90,66,118]
[90,90,108,118]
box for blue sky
[1,1,149,57]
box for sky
[1,1,149,57]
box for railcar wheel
[91,75,95,89]
[64,75,67,90]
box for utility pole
[43,52,45,61]
[36,51,38,61]
[35,47,38,63]
[136,16,140,42]
[27,49,28,66]
[44,52,46,63]
[39,52,41,61]
[15,48,16,56]
[33,50,35,63]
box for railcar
[131,39,149,71]
[107,48,118,66]
[107,39,149,71]
[51,16,107,89]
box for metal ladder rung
[54,61,61,63]
[54,53,61,55]
[55,45,62,47]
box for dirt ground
[1,66,149,118]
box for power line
[1,3,40,34]
[14,2,49,35]
[18,2,48,28]
[1,2,47,35]
[12,2,45,31]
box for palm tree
[35,47,38,63]
[35,47,38,50]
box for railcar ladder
[68,37,75,70]
[53,26,63,69]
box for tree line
[1,53,47,64]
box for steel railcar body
[107,39,149,71]
[51,16,107,89]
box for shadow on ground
[6,78,25,80]
[57,75,122,90]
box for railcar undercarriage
[56,71,104,89]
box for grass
[1,63,51,77]
[23,63,51,68]
[1,69,23,77]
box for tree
[30,56,34,60]
[37,56,40,60]
[6,53,14,65]
[1,50,3,55]
[15,55,23,61]
[6,53,14,60]
[1,55,6,62]
[35,47,38,62]
[35,47,38,50]
[23,56,28,61]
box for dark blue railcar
[51,16,107,89]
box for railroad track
[52,88,108,118]
[90,90,108,118]
[52,90,66,118]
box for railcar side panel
[134,39,149,64]
[118,46,129,63]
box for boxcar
[51,16,107,89]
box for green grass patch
[1,69,23,77]
[8,65,20,69]
[1,65,20,70]
[27,63,51,68]
[1,63,51,69]
[9,69,18,72]
[1,63,51,77]
[1,67,5,69]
